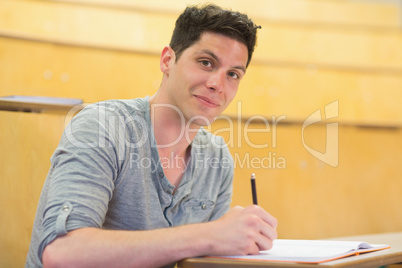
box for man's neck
[150,97,199,153]
[149,93,200,188]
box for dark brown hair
[169,4,260,67]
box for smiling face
[159,32,249,126]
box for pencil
[250,173,258,205]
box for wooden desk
[178,232,402,268]
[0,95,83,113]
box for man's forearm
[42,205,277,268]
[42,223,214,268]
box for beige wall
[1,0,402,267]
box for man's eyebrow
[199,49,246,74]
[199,49,219,62]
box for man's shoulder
[79,97,150,118]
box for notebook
[208,239,390,264]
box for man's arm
[43,205,277,268]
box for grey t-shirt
[26,96,234,267]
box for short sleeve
[37,103,123,259]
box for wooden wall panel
[56,0,402,27]
[1,0,402,68]
[0,37,161,102]
[0,0,173,53]
[254,25,402,69]
[2,37,401,125]
[0,111,66,268]
[231,63,402,125]
[210,119,402,239]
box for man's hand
[206,205,278,256]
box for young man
[26,4,277,268]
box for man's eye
[200,60,212,67]
[228,72,239,79]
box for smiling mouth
[194,95,220,107]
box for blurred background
[1,0,402,267]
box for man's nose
[206,71,224,93]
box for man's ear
[160,46,175,75]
